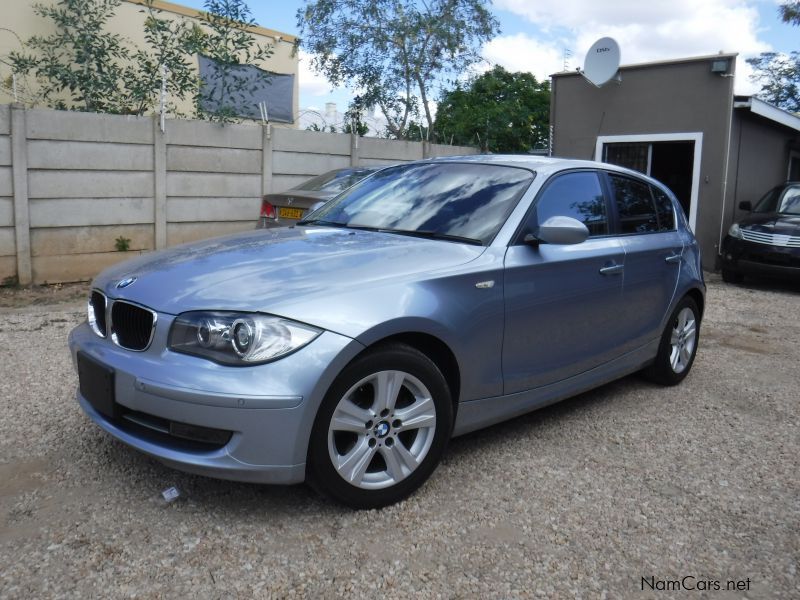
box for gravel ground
[0,275,798,598]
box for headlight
[168,312,321,365]
[728,223,742,239]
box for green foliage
[748,2,800,113]
[306,122,337,132]
[122,2,200,117]
[342,102,369,136]
[9,0,128,112]
[7,0,271,120]
[299,0,499,139]
[8,0,198,115]
[747,52,800,113]
[434,66,550,153]
[191,0,274,122]
[114,236,132,252]
[1,275,19,288]
[779,1,800,25]
[343,120,369,136]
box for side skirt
[452,340,659,437]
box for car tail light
[260,198,276,220]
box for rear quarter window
[651,186,676,231]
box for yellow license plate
[279,207,304,219]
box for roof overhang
[734,96,800,133]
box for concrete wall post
[10,104,31,285]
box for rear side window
[609,175,659,234]
[651,186,675,231]
[533,172,609,236]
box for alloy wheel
[327,370,437,490]
[669,307,697,374]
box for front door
[502,171,625,394]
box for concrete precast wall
[0,105,477,285]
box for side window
[651,186,675,231]
[532,172,608,236]
[609,175,658,234]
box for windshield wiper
[296,219,348,227]
[380,229,484,246]
[297,221,483,245]
[297,219,385,233]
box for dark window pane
[651,186,675,231]
[603,143,649,173]
[610,175,658,234]
[534,172,608,236]
[778,185,800,214]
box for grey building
[550,54,800,269]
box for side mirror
[527,216,590,245]
[738,201,752,212]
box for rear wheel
[308,343,452,509]
[644,296,700,386]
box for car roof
[424,154,671,188]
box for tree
[9,0,129,112]
[8,0,198,115]
[434,66,550,153]
[122,3,200,117]
[298,0,499,140]
[748,1,800,113]
[191,0,274,122]
[747,53,800,113]
[780,1,800,25]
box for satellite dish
[582,37,621,87]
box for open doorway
[596,133,702,231]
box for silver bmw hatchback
[69,156,705,509]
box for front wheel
[644,296,701,386]
[307,343,453,509]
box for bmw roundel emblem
[116,276,137,289]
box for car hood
[738,212,800,235]
[95,226,485,318]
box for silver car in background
[257,166,383,228]
[69,156,705,509]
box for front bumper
[720,235,800,280]
[68,317,364,484]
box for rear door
[502,170,626,393]
[606,173,683,352]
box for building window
[603,143,650,173]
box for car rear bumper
[68,321,364,484]
[720,236,800,280]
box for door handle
[599,263,624,276]
[664,253,682,264]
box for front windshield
[754,184,800,215]
[295,169,375,194]
[303,162,535,245]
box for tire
[721,268,744,284]
[644,296,701,386]
[307,343,453,509]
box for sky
[178,0,799,112]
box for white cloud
[298,50,333,97]
[482,33,567,81]
[492,0,772,94]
